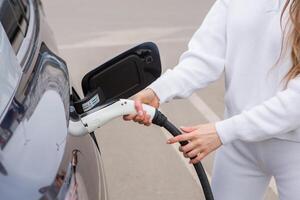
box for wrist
[145,88,160,104]
[212,123,223,145]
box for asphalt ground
[44,0,278,199]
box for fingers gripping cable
[68,99,214,200]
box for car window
[0,0,29,53]
[0,22,22,121]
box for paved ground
[44,0,278,199]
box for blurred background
[43,1,277,199]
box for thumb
[134,100,144,116]
[180,126,198,133]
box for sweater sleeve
[216,77,300,144]
[148,0,228,103]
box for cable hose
[152,110,214,200]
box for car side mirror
[73,42,161,114]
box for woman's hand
[123,88,160,126]
[167,123,222,164]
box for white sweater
[149,0,300,144]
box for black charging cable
[152,110,214,200]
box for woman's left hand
[167,123,222,164]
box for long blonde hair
[283,0,300,82]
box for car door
[0,0,109,199]
[0,18,70,200]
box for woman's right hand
[123,88,160,126]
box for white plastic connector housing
[68,99,156,137]
[68,119,89,137]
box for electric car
[0,0,161,199]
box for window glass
[0,22,22,120]
[0,0,28,53]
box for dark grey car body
[0,0,108,199]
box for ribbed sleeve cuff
[147,70,177,103]
[215,117,239,145]
[147,82,169,104]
